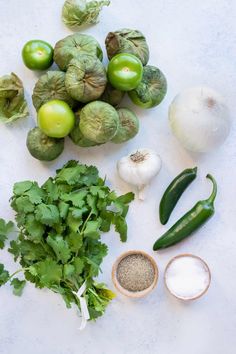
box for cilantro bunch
[0,160,134,321]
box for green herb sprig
[0,160,134,320]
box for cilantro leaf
[25,183,45,204]
[56,164,86,185]
[61,190,87,207]
[25,214,45,243]
[63,262,83,288]
[18,240,47,263]
[73,257,84,275]
[85,241,108,276]
[47,234,71,264]
[11,278,26,296]
[107,190,118,201]
[67,211,83,232]
[94,282,116,300]
[113,201,128,217]
[115,192,135,205]
[31,259,63,287]
[14,196,34,213]
[51,285,75,308]
[0,263,9,286]
[99,210,113,232]
[63,264,75,278]
[15,213,26,227]
[0,219,14,249]
[67,232,83,253]
[35,204,60,226]
[83,220,100,239]
[113,215,128,242]
[79,166,99,186]
[8,240,21,261]
[113,192,134,217]
[42,178,59,202]
[13,181,33,196]
[90,186,107,198]
[87,281,115,320]
[86,194,98,215]
[57,160,78,169]
[71,206,88,219]
[58,201,70,219]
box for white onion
[169,86,231,152]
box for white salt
[165,255,210,299]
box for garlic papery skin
[117,148,162,200]
[169,86,231,152]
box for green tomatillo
[22,40,54,71]
[107,53,143,91]
[37,100,75,138]
[26,127,64,161]
[128,65,167,108]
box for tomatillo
[38,100,75,138]
[107,53,143,91]
[22,40,53,71]
[128,65,167,108]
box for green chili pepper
[153,174,217,250]
[159,167,197,225]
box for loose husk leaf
[0,73,29,123]
[62,0,110,29]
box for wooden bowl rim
[164,253,211,301]
[112,250,159,298]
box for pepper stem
[206,174,217,204]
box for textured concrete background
[0,1,236,353]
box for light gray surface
[0,1,236,353]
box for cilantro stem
[88,288,103,303]
[80,210,93,234]
[7,267,28,282]
[64,280,77,291]
[40,241,50,254]
[74,210,92,258]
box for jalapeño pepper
[159,167,197,225]
[153,174,217,250]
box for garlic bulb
[169,86,231,152]
[117,148,162,200]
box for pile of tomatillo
[22,29,167,161]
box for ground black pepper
[116,254,155,292]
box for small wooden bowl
[164,254,211,301]
[112,250,159,298]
